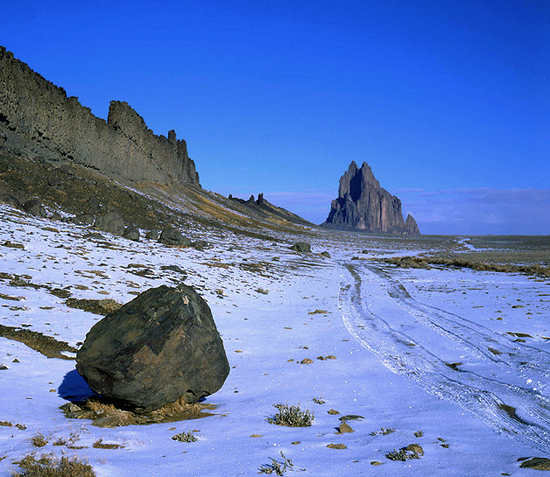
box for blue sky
[2,0,548,234]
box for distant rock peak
[323,162,420,235]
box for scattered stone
[300,358,314,365]
[76,285,230,411]
[123,225,140,241]
[84,232,105,240]
[191,240,210,250]
[160,265,187,275]
[406,444,424,455]
[2,240,24,249]
[327,409,340,415]
[371,461,384,466]
[337,423,354,434]
[320,251,331,258]
[145,230,160,240]
[290,242,311,253]
[339,415,364,421]
[327,443,347,450]
[22,198,47,217]
[158,227,191,247]
[519,457,550,470]
[69,213,95,225]
[94,210,125,236]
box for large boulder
[94,210,125,236]
[158,227,191,247]
[76,285,229,411]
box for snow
[1,204,549,476]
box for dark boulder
[69,213,95,226]
[76,285,230,411]
[158,227,191,247]
[22,198,47,218]
[191,240,210,250]
[94,210,125,236]
[145,230,160,240]
[290,242,311,253]
[0,194,21,208]
[123,225,140,241]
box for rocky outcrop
[76,285,230,411]
[0,46,199,185]
[322,161,420,235]
[405,214,420,235]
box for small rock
[327,443,347,450]
[145,230,159,240]
[69,213,95,225]
[406,444,424,455]
[300,358,314,365]
[337,423,354,434]
[158,227,191,247]
[519,457,550,470]
[370,461,384,466]
[339,415,364,421]
[327,409,340,415]
[290,242,311,253]
[191,240,210,250]
[123,225,140,241]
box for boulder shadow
[58,369,97,402]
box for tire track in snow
[339,263,550,453]
[368,264,550,383]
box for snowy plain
[1,204,550,476]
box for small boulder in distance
[290,242,311,253]
[94,210,125,236]
[123,225,140,241]
[158,227,191,247]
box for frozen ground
[1,204,549,476]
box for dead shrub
[12,454,96,477]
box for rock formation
[322,161,420,235]
[76,285,230,411]
[405,214,420,235]
[0,46,199,185]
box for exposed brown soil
[0,324,77,359]
[60,397,217,427]
[64,298,122,315]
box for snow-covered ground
[1,204,549,476]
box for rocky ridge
[0,46,198,185]
[322,161,420,235]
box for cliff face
[0,46,199,185]
[322,161,420,235]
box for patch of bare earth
[0,324,77,359]
[60,397,217,427]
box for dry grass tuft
[12,454,96,477]
[64,298,122,315]
[267,404,314,427]
[61,397,217,427]
[31,433,48,448]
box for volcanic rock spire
[322,161,420,235]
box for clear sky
[2,0,548,234]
